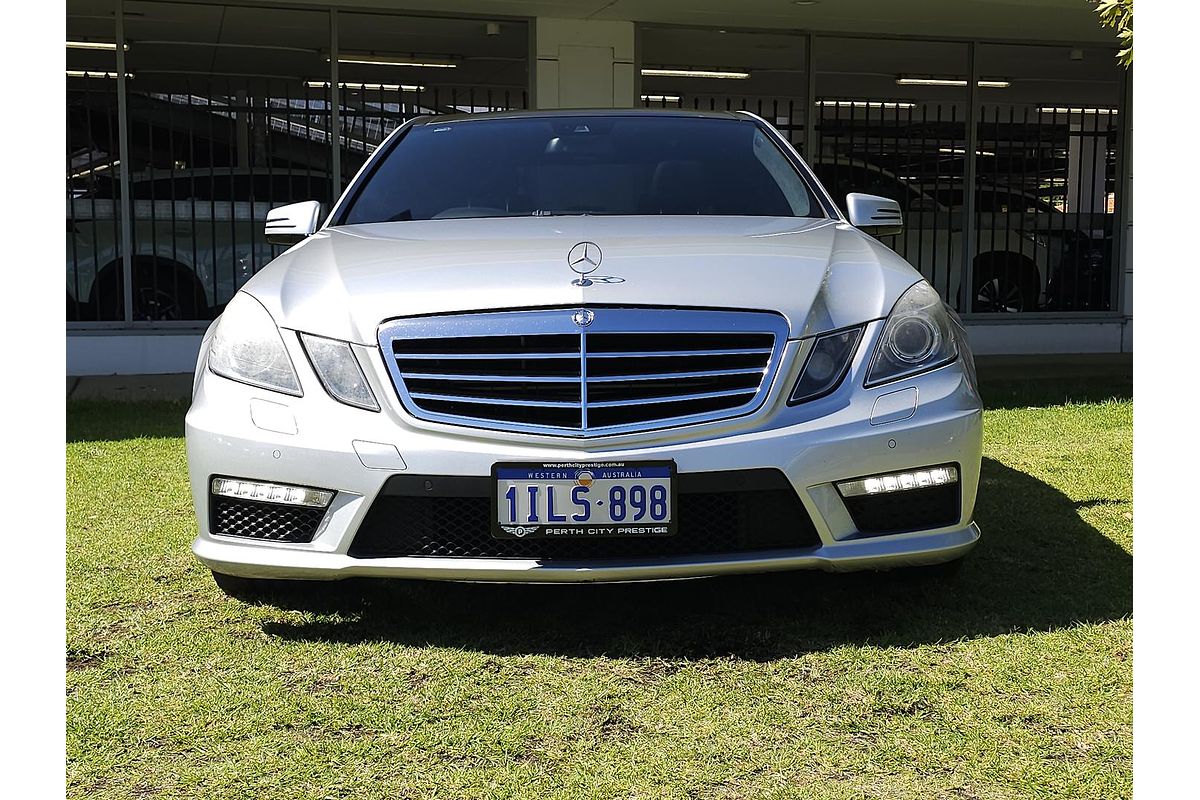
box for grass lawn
[66,376,1132,799]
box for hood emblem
[568,241,602,273]
[572,308,595,328]
[568,241,602,286]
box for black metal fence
[642,95,1121,315]
[337,86,530,192]
[66,0,529,324]
[67,76,527,323]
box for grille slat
[587,386,758,408]
[404,372,581,383]
[396,351,582,360]
[587,366,765,383]
[586,347,774,359]
[379,308,788,436]
[410,391,581,408]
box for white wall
[68,333,205,376]
[534,17,635,109]
[964,320,1130,356]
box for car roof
[411,108,749,126]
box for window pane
[118,1,333,321]
[67,0,123,322]
[815,36,970,310]
[974,44,1122,313]
[340,116,822,224]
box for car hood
[243,215,923,344]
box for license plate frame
[490,460,678,540]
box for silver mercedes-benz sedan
[185,109,983,597]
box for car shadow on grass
[260,457,1132,659]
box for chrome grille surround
[377,307,789,437]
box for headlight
[789,326,863,405]
[208,292,301,395]
[865,281,959,387]
[299,332,379,411]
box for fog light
[211,477,334,508]
[837,465,958,498]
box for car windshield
[338,115,824,224]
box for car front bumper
[187,329,983,583]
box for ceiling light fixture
[328,54,457,68]
[897,76,1010,88]
[641,94,682,103]
[817,99,916,109]
[66,40,127,51]
[1038,106,1118,115]
[66,70,133,79]
[306,80,425,92]
[938,146,996,157]
[641,68,750,80]
[70,160,119,179]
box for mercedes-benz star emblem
[568,241,602,274]
[568,241,602,285]
[572,308,595,328]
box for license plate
[492,461,676,539]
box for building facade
[66,0,1131,375]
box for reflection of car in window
[812,160,1112,312]
[66,169,331,321]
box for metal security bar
[642,93,1121,316]
[67,74,124,322]
[971,105,1118,313]
[336,86,529,193]
[813,101,969,311]
[66,1,530,326]
[117,80,335,321]
[641,94,809,155]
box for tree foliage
[1094,0,1132,67]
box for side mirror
[846,193,903,236]
[265,200,322,246]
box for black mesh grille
[840,483,961,535]
[210,496,327,543]
[348,470,821,560]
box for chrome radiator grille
[378,308,789,436]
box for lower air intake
[210,496,327,543]
[840,483,961,535]
[348,470,821,559]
